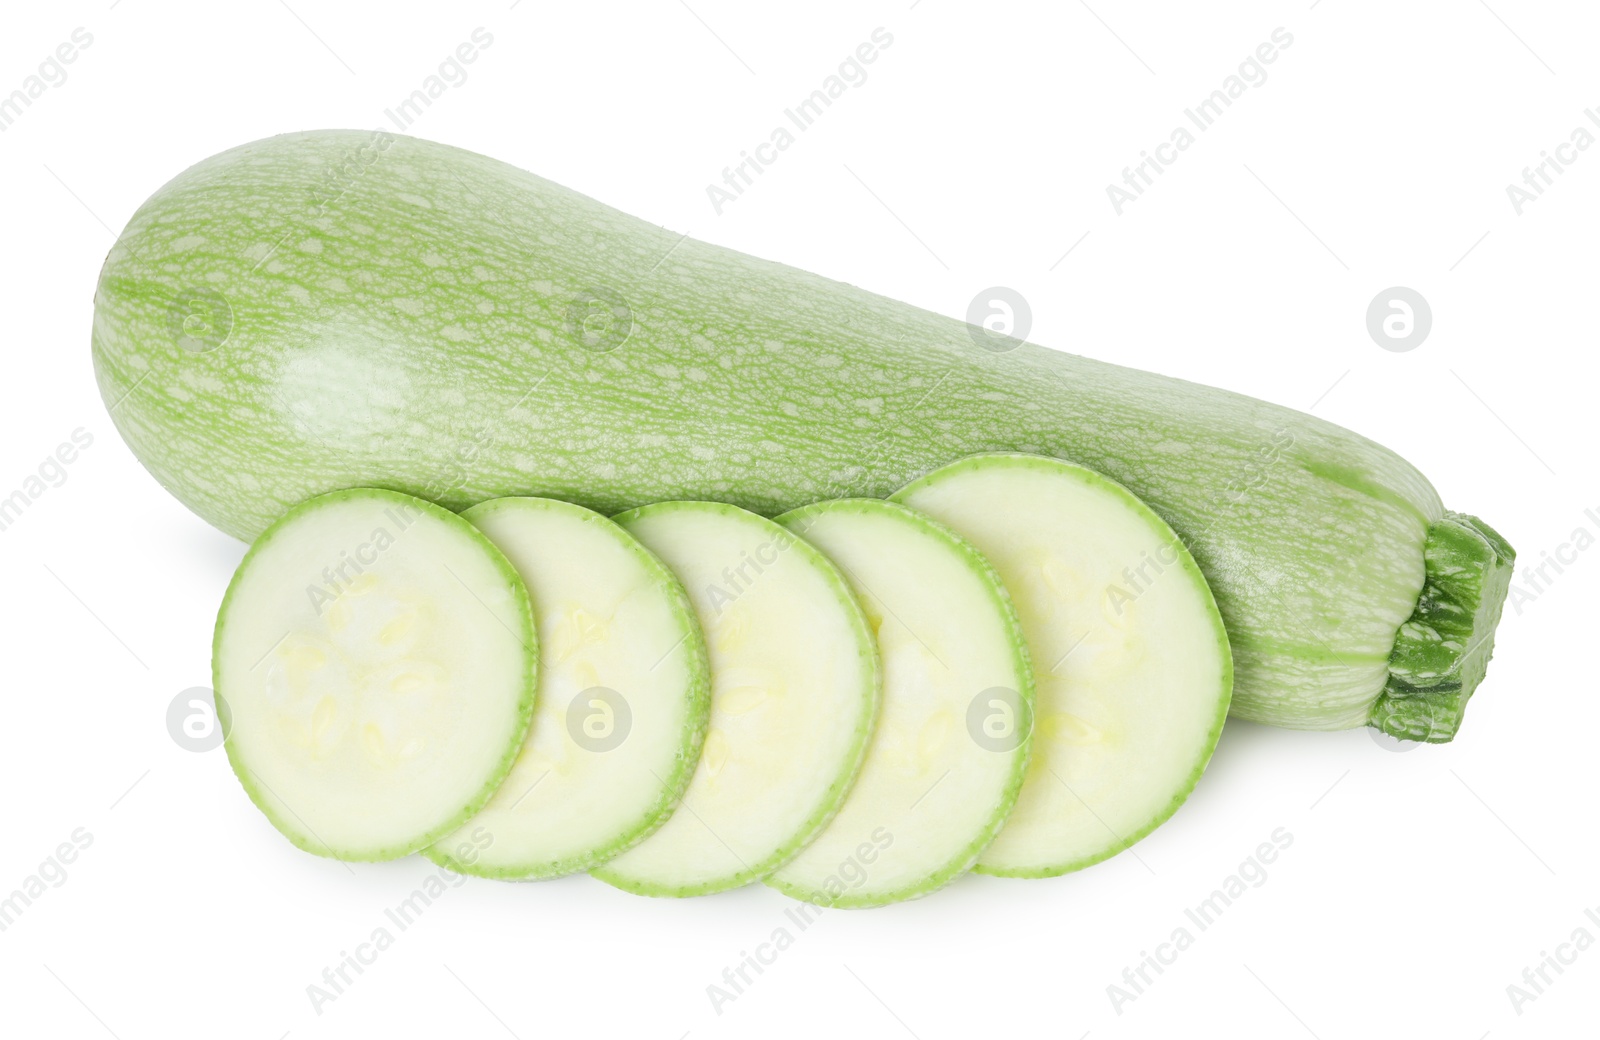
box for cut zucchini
[424,498,710,878]
[894,455,1232,877]
[766,499,1034,907]
[591,502,880,897]
[213,488,535,861]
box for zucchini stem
[1370,513,1516,742]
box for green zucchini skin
[93,130,1512,739]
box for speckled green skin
[97,130,1511,737]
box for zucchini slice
[213,488,535,861]
[425,498,710,879]
[766,499,1034,907]
[894,455,1232,877]
[591,501,880,897]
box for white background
[1,1,1595,1037]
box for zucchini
[213,488,535,861]
[894,455,1230,877]
[424,497,710,879]
[94,130,1514,740]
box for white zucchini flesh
[213,489,535,861]
[765,500,1034,907]
[425,498,710,879]
[894,455,1232,877]
[591,502,880,897]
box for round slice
[591,501,880,897]
[214,488,536,861]
[893,454,1232,877]
[424,498,710,879]
[765,499,1035,907]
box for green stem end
[1369,512,1516,742]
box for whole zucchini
[91,130,1513,741]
